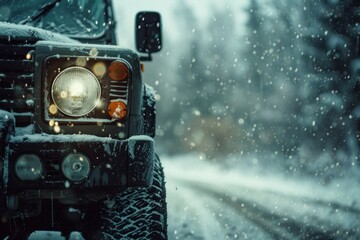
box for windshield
[0,0,106,38]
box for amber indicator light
[108,101,127,119]
[141,63,145,73]
[109,61,128,81]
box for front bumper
[3,134,154,197]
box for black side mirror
[135,11,162,57]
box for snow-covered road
[164,154,360,240]
[28,154,360,239]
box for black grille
[109,79,128,101]
[0,44,35,127]
[44,152,63,181]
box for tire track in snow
[167,179,273,240]
[175,179,357,240]
[166,180,225,240]
[238,186,360,217]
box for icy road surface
[30,154,360,239]
[164,154,360,240]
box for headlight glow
[51,67,101,117]
[15,154,43,181]
[61,153,91,182]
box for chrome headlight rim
[61,153,91,182]
[15,154,44,182]
[51,66,101,117]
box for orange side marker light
[108,101,127,119]
[109,61,128,81]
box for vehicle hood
[0,22,78,43]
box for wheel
[83,154,167,239]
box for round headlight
[61,153,91,182]
[15,154,43,181]
[51,67,101,117]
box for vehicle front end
[0,31,154,230]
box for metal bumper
[3,134,154,196]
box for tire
[84,154,167,239]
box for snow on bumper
[3,134,154,194]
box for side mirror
[135,11,162,58]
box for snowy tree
[161,3,242,158]
[299,0,360,177]
[242,0,304,162]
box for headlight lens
[51,67,101,117]
[15,154,43,181]
[61,153,91,182]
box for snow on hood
[0,21,78,43]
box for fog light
[61,153,91,181]
[15,154,43,181]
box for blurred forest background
[117,0,360,182]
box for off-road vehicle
[0,0,166,239]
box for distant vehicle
[0,0,166,239]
